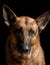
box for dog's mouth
[12,51,31,61]
[10,49,31,63]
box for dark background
[0,0,50,65]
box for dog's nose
[23,45,30,54]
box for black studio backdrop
[0,0,50,65]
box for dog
[2,5,50,65]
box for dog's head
[2,5,50,60]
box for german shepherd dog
[2,5,50,65]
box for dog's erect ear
[36,11,50,33]
[2,5,17,26]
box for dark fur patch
[25,17,28,25]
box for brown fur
[3,5,50,65]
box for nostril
[23,46,30,54]
[24,49,29,52]
[24,49,30,54]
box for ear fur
[2,4,17,26]
[36,11,50,33]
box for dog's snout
[17,41,31,54]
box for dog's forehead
[16,16,37,29]
[18,16,36,24]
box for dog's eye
[29,29,34,35]
[15,27,23,35]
